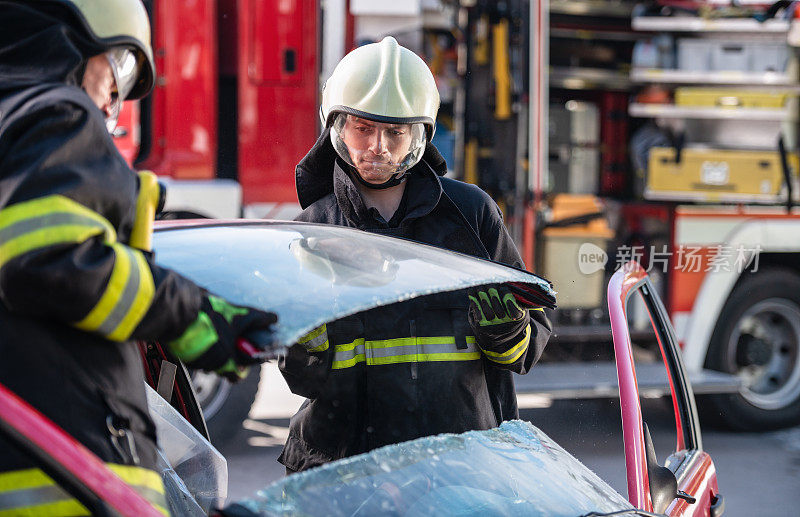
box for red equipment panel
[239,0,319,205]
[250,0,304,84]
[138,0,217,179]
[599,91,628,196]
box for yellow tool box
[674,88,791,108]
[645,147,799,203]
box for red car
[0,221,724,516]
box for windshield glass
[230,420,632,516]
[152,222,554,348]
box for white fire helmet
[320,37,440,187]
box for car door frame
[608,261,722,516]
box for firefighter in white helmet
[279,37,552,473]
[0,1,278,512]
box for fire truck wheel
[702,268,800,431]
[191,364,261,447]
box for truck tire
[702,268,800,430]
[190,364,261,447]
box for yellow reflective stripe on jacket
[332,336,481,369]
[298,324,329,352]
[366,337,414,348]
[0,195,116,270]
[108,464,166,512]
[482,324,531,364]
[74,243,155,341]
[0,195,155,342]
[0,497,86,517]
[0,465,168,516]
[332,338,366,369]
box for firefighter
[0,0,277,513]
[278,37,552,473]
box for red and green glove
[167,294,278,382]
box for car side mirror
[644,422,696,513]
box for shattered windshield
[229,420,632,516]
[152,222,554,348]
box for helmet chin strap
[348,166,410,190]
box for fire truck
[119,0,800,433]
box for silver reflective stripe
[334,342,366,363]
[95,246,140,336]
[0,212,107,244]
[0,483,165,513]
[369,341,478,359]
[332,339,480,364]
[0,484,71,510]
[300,331,328,352]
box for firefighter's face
[341,116,413,184]
[82,54,117,121]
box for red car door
[608,261,725,517]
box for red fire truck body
[117,0,323,219]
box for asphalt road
[219,366,800,516]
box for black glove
[467,285,531,351]
[168,294,278,382]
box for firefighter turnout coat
[0,5,203,513]
[279,129,552,472]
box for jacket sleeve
[0,93,203,343]
[279,324,333,399]
[478,195,526,269]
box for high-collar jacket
[279,130,551,472]
[0,3,202,476]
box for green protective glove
[467,285,531,351]
[168,294,278,382]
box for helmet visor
[104,48,139,132]
[106,47,140,101]
[330,113,427,180]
